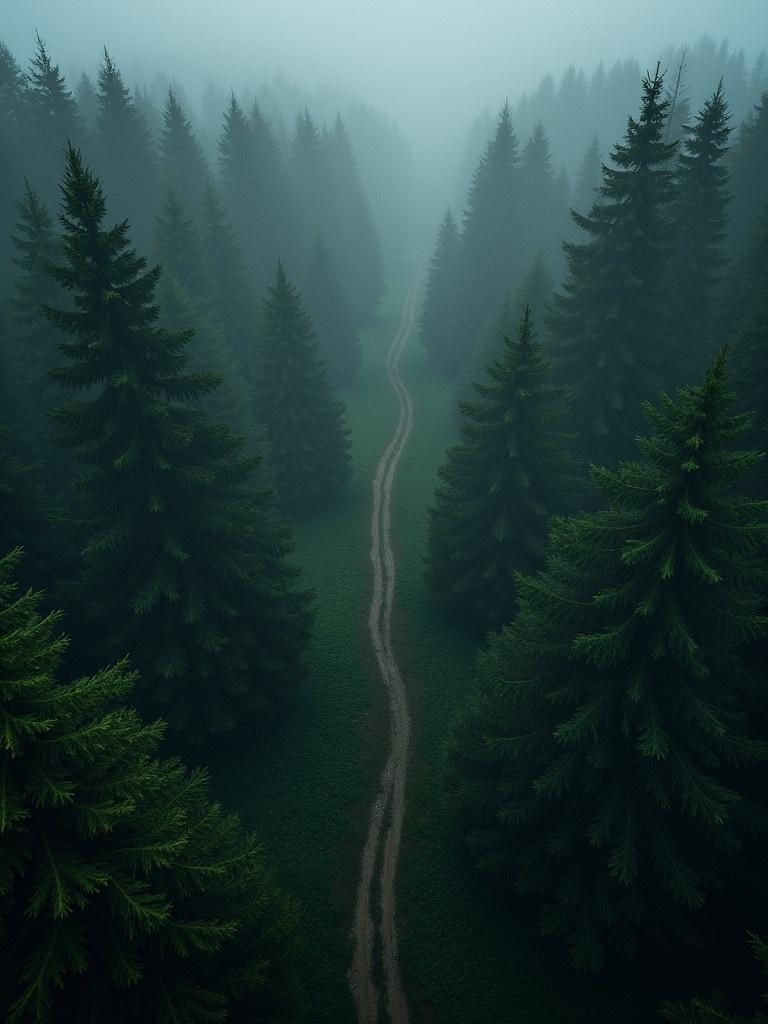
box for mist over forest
[1,2,767,1022]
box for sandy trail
[349,278,421,1024]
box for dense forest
[1,18,767,1024]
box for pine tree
[729,93,768,250]
[218,95,291,291]
[95,50,159,249]
[671,83,731,378]
[420,207,462,372]
[518,123,565,272]
[720,204,768,339]
[156,270,260,451]
[45,147,311,734]
[573,135,603,216]
[25,35,81,205]
[449,352,768,971]
[74,72,97,136]
[199,180,257,374]
[7,183,69,491]
[453,102,522,371]
[512,252,554,342]
[301,235,360,387]
[0,548,298,1023]
[548,68,677,466]
[255,263,351,511]
[0,43,27,290]
[155,189,204,295]
[158,87,209,211]
[427,309,576,629]
[325,114,385,324]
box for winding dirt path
[349,278,421,1024]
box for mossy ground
[210,265,657,1023]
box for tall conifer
[427,309,576,629]
[0,549,298,1022]
[158,87,209,211]
[301,236,360,387]
[420,208,462,372]
[549,68,677,465]
[255,263,351,511]
[450,352,768,970]
[45,148,311,734]
[671,83,731,377]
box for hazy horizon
[4,0,766,163]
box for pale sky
[4,0,767,155]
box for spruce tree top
[450,351,768,970]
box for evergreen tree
[74,72,97,137]
[512,252,554,343]
[573,135,603,216]
[24,35,81,205]
[420,207,462,372]
[453,102,521,373]
[45,147,311,734]
[301,235,360,387]
[427,309,576,629]
[731,281,768,491]
[0,548,298,1022]
[156,270,260,451]
[95,50,159,249]
[218,95,291,291]
[720,204,768,339]
[199,180,257,375]
[6,183,69,491]
[518,123,566,273]
[154,189,204,295]
[158,87,209,211]
[325,114,385,324]
[255,263,351,511]
[729,93,768,250]
[449,352,768,971]
[671,83,731,378]
[548,68,677,466]
[0,43,27,290]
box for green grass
[209,265,658,1023]
[207,270,412,1023]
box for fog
[4,0,766,167]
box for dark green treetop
[95,50,159,248]
[549,67,677,465]
[158,87,210,211]
[45,147,311,734]
[449,351,768,971]
[0,548,298,1023]
[420,207,462,373]
[255,262,351,512]
[427,308,577,629]
[671,82,731,377]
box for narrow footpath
[349,278,421,1024]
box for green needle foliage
[671,83,731,378]
[255,262,351,512]
[449,351,768,971]
[0,549,297,1023]
[421,207,462,373]
[427,309,577,630]
[44,147,311,735]
[549,67,677,466]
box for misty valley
[1,10,768,1024]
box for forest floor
[209,265,659,1024]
